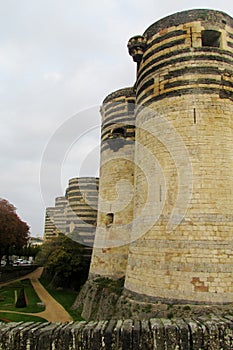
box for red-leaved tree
[0,198,29,264]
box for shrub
[15,287,27,308]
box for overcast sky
[1,0,233,237]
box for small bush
[183,305,191,311]
[15,287,27,308]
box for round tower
[65,177,99,249]
[89,87,136,279]
[125,9,233,303]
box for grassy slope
[39,277,83,321]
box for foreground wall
[1,317,233,349]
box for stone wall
[1,316,233,349]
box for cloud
[1,0,233,236]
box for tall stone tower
[124,9,233,304]
[89,88,136,279]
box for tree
[9,244,41,259]
[0,198,29,264]
[39,234,90,290]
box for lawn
[0,279,45,313]
[40,277,83,321]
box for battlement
[1,317,233,349]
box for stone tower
[89,88,136,279]
[66,177,99,250]
[43,177,99,253]
[124,9,233,304]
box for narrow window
[201,30,221,48]
[193,108,196,124]
[190,27,193,47]
[106,213,114,226]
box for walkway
[0,267,73,323]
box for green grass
[0,311,46,323]
[0,279,45,313]
[40,277,83,321]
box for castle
[3,7,233,348]
[90,8,233,306]
[46,8,233,307]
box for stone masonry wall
[1,317,233,349]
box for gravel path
[0,267,73,323]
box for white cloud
[1,0,233,235]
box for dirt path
[0,267,73,323]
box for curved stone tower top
[101,87,135,129]
[100,86,135,154]
[143,9,233,39]
[102,87,135,104]
[127,8,233,108]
